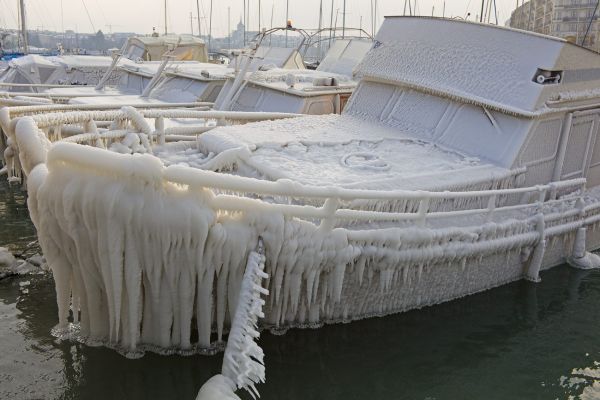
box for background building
[509,0,600,50]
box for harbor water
[2,179,600,400]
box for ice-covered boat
[215,38,372,114]
[0,35,209,94]
[13,17,600,355]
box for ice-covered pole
[196,239,269,400]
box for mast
[228,6,231,48]
[318,0,323,60]
[196,0,202,37]
[19,0,28,53]
[258,0,261,30]
[329,0,334,47]
[270,1,274,45]
[342,0,346,38]
[243,0,246,46]
[208,0,213,50]
[285,0,289,47]
[164,0,168,35]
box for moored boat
[11,16,600,356]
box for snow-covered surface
[243,68,356,95]
[355,17,600,115]
[0,54,118,88]
[192,114,509,190]
[165,63,231,81]
[67,94,162,105]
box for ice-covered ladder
[196,238,269,400]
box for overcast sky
[0,0,521,37]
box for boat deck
[161,114,513,191]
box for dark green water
[2,179,600,400]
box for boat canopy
[124,35,208,62]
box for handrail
[45,141,586,229]
[27,108,299,129]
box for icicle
[198,240,269,400]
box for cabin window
[344,81,396,121]
[307,100,334,115]
[125,44,145,61]
[235,86,263,109]
[385,90,451,138]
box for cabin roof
[354,16,600,116]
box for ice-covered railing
[41,142,586,229]
[2,106,299,182]
[153,166,588,229]
[26,108,299,144]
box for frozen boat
[216,27,372,114]
[12,17,600,354]
[68,63,230,106]
[216,38,372,113]
[0,54,118,92]
[0,35,209,94]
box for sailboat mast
[318,0,323,60]
[329,0,334,47]
[342,0,346,38]
[196,0,202,37]
[19,0,28,53]
[208,0,213,50]
[285,0,289,47]
[164,0,168,35]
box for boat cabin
[214,39,372,114]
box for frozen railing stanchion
[196,238,269,400]
[568,195,600,270]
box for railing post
[417,197,430,228]
[155,116,165,146]
[485,194,497,222]
[525,213,545,282]
[318,197,340,231]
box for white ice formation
[0,247,45,278]
[197,242,268,400]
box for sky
[0,0,521,37]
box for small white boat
[12,17,600,356]
[215,39,372,114]
[0,35,210,94]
